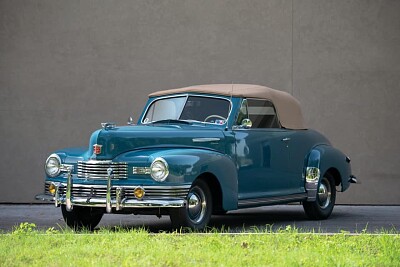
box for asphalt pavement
[1,204,399,233]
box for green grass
[0,223,399,267]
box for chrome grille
[77,161,128,179]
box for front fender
[115,148,238,210]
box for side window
[247,99,280,128]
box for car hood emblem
[93,144,102,155]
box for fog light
[133,186,145,200]
[49,183,56,195]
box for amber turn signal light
[133,186,145,200]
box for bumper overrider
[36,167,190,213]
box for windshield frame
[140,94,233,126]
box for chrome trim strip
[132,167,151,175]
[79,160,112,164]
[238,193,307,208]
[349,175,357,183]
[192,138,221,143]
[77,174,127,179]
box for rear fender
[304,145,352,201]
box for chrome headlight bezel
[45,154,62,178]
[150,157,169,182]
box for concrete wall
[1,0,399,203]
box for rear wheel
[61,205,104,231]
[303,173,336,220]
[170,179,212,230]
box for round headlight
[150,157,169,182]
[45,154,61,177]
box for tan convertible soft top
[149,84,306,130]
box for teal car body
[36,84,356,230]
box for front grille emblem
[93,144,102,155]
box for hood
[87,124,226,160]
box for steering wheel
[204,114,227,123]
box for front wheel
[61,205,104,231]
[303,173,336,220]
[170,180,212,230]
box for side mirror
[127,117,135,126]
[241,118,252,129]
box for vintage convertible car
[36,84,356,230]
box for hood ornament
[101,122,116,130]
[127,117,135,126]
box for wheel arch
[194,172,225,214]
[325,167,341,187]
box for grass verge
[0,223,399,266]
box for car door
[234,99,299,200]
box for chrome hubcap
[318,177,331,209]
[187,187,206,223]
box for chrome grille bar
[77,161,128,179]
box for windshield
[143,95,231,124]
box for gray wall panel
[0,0,399,203]
[293,0,400,203]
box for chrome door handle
[281,138,291,142]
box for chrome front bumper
[35,193,186,210]
[36,167,188,213]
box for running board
[238,193,307,209]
